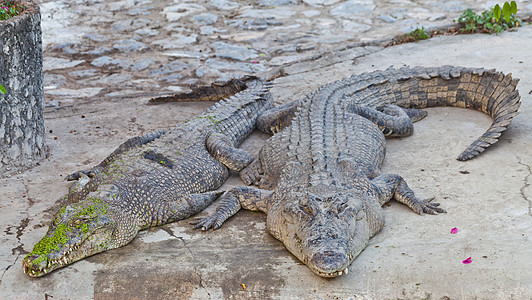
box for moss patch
[28,222,70,259]
[26,199,109,265]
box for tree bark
[0,0,46,176]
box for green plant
[456,1,521,34]
[0,1,24,21]
[493,1,518,23]
[408,27,430,41]
[0,83,6,95]
[395,27,431,45]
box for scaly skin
[23,77,273,277]
[193,66,521,277]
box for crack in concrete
[176,234,212,299]
[517,158,532,216]
[0,255,20,286]
[1,177,35,286]
[16,177,34,255]
[160,226,212,298]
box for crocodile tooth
[337,271,343,276]
[344,268,349,275]
[63,257,68,265]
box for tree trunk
[0,0,46,176]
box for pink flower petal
[462,257,472,264]
[451,227,458,234]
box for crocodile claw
[239,160,263,186]
[191,215,224,231]
[418,197,447,215]
[66,170,96,181]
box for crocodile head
[268,189,372,278]
[22,197,120,277]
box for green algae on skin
[24,199,111,274]
[26,200,108,256]
[26,222,70,261]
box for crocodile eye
[70,218,84,226]
[302,206,312,215]
[296,204,310,216]
[298,198,310,215]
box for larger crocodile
[22,76,273,277]
[193,66,521,277]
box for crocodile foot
[66,169,96,181]
[191,190,243,230]
[411,197,447,215]
[239,160,263,185]
[191,215,225,231]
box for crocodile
[22,76,273,277]
[193,66,521,277]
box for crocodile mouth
[308,249,353,278]
[315,267,349,277]
[22,223,114,278]
[23,242,84,277]
[23,198,116,277]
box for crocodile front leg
[192,186,272,230]
[239,158,263,186]
[66,129,166,181]
[371,174,446,215]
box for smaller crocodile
[193,66,521,277]
[23,76,273,277]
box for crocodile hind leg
[349,104,419,137]
[191,186,272,230]
[206,133,255,171]
[66,129,166,181]
[159,191,224,225]
[371,174,447,215]
[400,107,427,122]
[256,100,300,134]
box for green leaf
[0,84,6,95]
[510,1,517,15]
[502,2,511,22]
[493,4,502,22]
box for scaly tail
[335,66,521,160]
[148,75,259,104]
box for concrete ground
[1,16,532,300]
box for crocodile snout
[310,250,349,277]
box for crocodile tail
[390,66,521,161]
[148,75,259,104]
